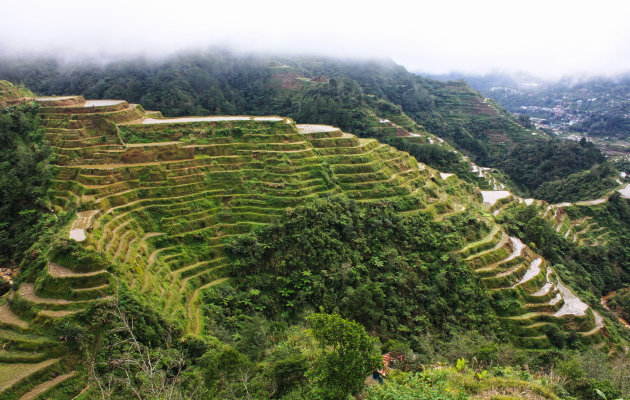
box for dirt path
[0,303,28,329]
[19,371,76,400]
[601,290,630,329]
[0,359,58,393]
[48,262,104,278]
[19,283,82,305]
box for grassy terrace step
[464,232,511,268]
[474,237,528,277]
[0,304,29,330]
[457,226,501,258]
[16,284,96,311]
[33,102,602,354]
[315,141,386,157]
[490,258,547,294]
[313,139,381,155]
[18,370,76,400]
[171,221,265,241]
[186,278,230,335]
[481,263,529,289]
[524,293,564,313]
[0,359,59,398]
[37,309,83,319]
[180,263,229,286]
[98,188,341,223]
[343,176,423,199]
[72,104,145,124]
[329,155,413,175]
[47,262,106,279]
[39,265,110,301]
[66,166,329,197]
[337,168,417,189]
[0,330,53,351]
[0,350,47,363]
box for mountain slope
[0,54,570,189]
[0,82,616,397]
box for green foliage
[78,290,194,399]
[365,369,465,400]
[49,239,109,272]
[366,364,563,400]
[306,312,381,399]
[0,80,35,103]
[220,196,498,342]
[495,139,605,194]
[456,357,466,372]
[533,163,619,203]
[0,103,56,265]
[607,287,630,322]
[383,137,477,179]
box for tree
[306,312,381,399]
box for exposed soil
[0,303,28,329]
[601,290,630,329]
[481,190,511,206]
[484,129,511,143]
[554,280,588,317]
[19,283,78,305]
[83,100,124,107]
[0,359,58,393]
[296,124,338,133]
[19,371,76,400]
[48,262,104,278]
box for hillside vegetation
[0,100,57,273]
[0,54,609,196]
[0,81,627,399]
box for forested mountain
[0,52,609,197]
[0,65,628,400]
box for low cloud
[2,0,630,79]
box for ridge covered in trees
[0,53,609,196]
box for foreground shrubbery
[79,291,630,399]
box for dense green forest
[0,103,57,275]
[533,163,620,203]
[220,197,497,342]
[495,138,605,194]
[0,53,608,195]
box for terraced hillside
[0,93,611,398]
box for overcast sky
[2,0,629,79]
